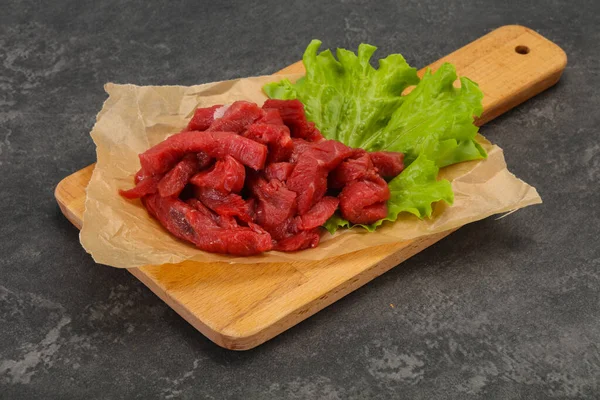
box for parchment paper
[80,74,542,268]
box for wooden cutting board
[55,26,566,350]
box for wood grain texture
[55,25,566,350]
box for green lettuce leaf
[263,78,297,100]
[363,63,485,167]
[265,40,420,148]
[265,40,483,232]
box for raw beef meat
[263,99,323,141]
[264,162,294,182]
[369,151,405,178]
[206,101,263,133]
[119,174,162,199]
[157,154,200,197]
[286,158,328,215]
[273,228,321,252]
[139,130,267,174]
[329,150,376,189]
[190,155,245,194]
[196,152,213,170]
[287,140,353,214]
[120,99,406,256]
[339,176,391,224]
[296,196,339,230]
[243,123,293,163]
[187,105,222,131]
[249,178,297,232]
[195,187,254,223]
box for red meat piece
[273,228,321,252]
[250,178,297,232]
[244,123,293,163]
[217,215,238,229]
[186,198,220,227]
[139,131,267,175]
[370,151,405,178]
[195,187,253,222]
[286,158,328,215]
[263,99,323,141]
[264,162,294,182]
[120,174,162,199]
[339,176,391,224]
[289,138,312,164]
[296,196,339,230]
[190,155,245,194]
[134,169,147,184]
[329,149,376,189]
[191,216,272,255]
[287,140,353,214]
[196,152,213,170]
[266,217,296,241]
[188,198,240,229]
[157,154,200,197]
[305,123,324,142]
[258,109,284,125]
[187,105,222,131]
[146,194,271,255]
[144,194,200,243]
[307,140,354,170]
[206,101,263,133]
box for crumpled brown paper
[80,74,542,268]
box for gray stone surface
[1,0,599,398]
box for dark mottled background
[1,0,599,399]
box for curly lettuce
[264,40,484,232]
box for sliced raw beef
[139,131,267,175]
[147,194,271,255]
[339,176,391,224]
[249,178,297,232]
[286,158,328,214]
[264,162,294,182]
[216,214,239,229]
[206,101,263,133]
[369,151,405,178]
[190,155,245,194]
[258,108,284,125]
[296,196,339,230]
[196,152,213,170]
[119,174,162,199]
[263,99,323,141]
[191,217,272,255]
[287,140,353,214]
[186,198,220,227]
[144,194,200,243]
[187,105,222,131]
[266,217,296,241]
[134,169,147,184]
[243,123,293,163]
[157,154,200,197]
[122,98,409,256]
[289,138,313,164]
[188,199,240,229]
[273,228,321,252]
[195,187,254,222]
[306,140,354,170]
[329,149,376,189]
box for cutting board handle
[279,25,567,127]
[426,25,567,125]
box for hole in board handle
[515,45,530,55]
